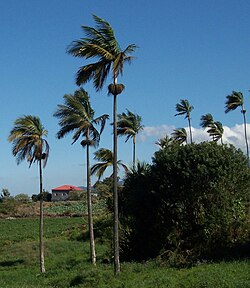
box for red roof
[52,185,82,191]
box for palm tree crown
[200,113,224,144]
[155,135,174,149]
[200,113,214,129]
[67,15,137,89]
[54,88,108,146]
[8,115,49,167]
[207,121,224,144]
[91,148,128,180]
[117,109,144,166]
[225,91,244,113]
[171,128,187,145]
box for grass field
[0,216,250,287]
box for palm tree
[117,110,144,167]
[91,148,128,180]
[8,115,49,273]
[155,135,174,149]
[53,88,108,265]
[67,15,137,274]
[175,99,194,143]
[225,91,249,162]
[171,128,187,145]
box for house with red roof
[51,185,83,201]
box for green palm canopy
[155,135,174,150]
[8,115,49,167]
[54,88,108,147]
[91,148,128,180]
[200,113,224,144]
[171,128,187,145]
[67,14,137,89]
[200,113,214,129]
[207,121,224,144]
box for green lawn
[0,217,249,288]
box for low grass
[0,217,249,288]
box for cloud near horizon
[139,124,250,153]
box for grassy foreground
[0,217,249,288]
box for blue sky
[1,0,250,196]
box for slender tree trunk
[86,137,96,265]
[39,160,45,273]
[242,108,249,165]
[188,117,193,144]
[132,135,136,168]
[113,90,120,275]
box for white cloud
[139,124,250,154]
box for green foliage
[94,177,123,211]
[31,190,52,202]
[0,197,17,215]
[14,193,31,203]
[120,142,250,263]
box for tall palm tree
[225,91,249,162]
[155,135,174,149]
[53,88,108,265]
[91,148,128,180]
[175,99,194,143]
[8,115,49,273]
[117,110,144,167]
[171,128,187,145]
[67,15,137,274]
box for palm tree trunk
[133,135,136,168]
[39,160,45,273]
[113,89,120,275]
[188,117,193,144]
[242,108,249,165]
[86,138,96,265]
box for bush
[120,142,250,263]
[14,193,30,203]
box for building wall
[51,190,69,201]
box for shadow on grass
[0,259,25,267]
[69,275,84,287]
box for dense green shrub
[120,142,250,264]
[0,197,17,215]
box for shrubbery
[120,142,250,264]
